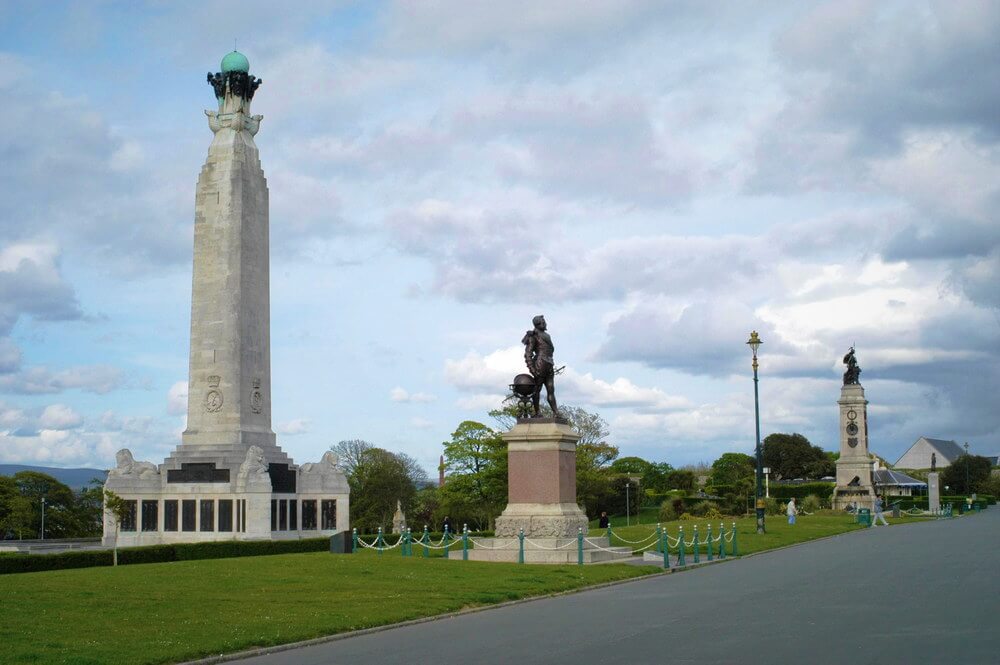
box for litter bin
[857,508,871,526]
[891,503,901,518]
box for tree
[941,455,992,495]
[710,452,756,490]
[762,433,831,480]
[438,421,507,530]
[0,476,33,539]
[604,475,641,518]
[348,447,420,532]
[330,439,375,478]
[12,471,77,538]
[103,489,132,566]
[665,469,696,491]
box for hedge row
[0,537,330,575]
[768,483,835,499]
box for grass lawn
[591,511,936,555]
[0,552,657,665]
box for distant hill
[0,464,107,489]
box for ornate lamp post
[747,331,765,534]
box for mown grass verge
[0,552,656,664]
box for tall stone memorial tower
[103,52,349,546]
[831,347,875,510]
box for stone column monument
[831,347,876,511]
[103,51,349,546]
[928,454,941,513]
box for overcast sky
[1,1,997,475]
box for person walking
[872,495,889,527]
[786,498,797,525]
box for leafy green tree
[941,454,992,495]
[604,475,641,518]
[0,476,34,539]
[438,421,507,530]
[12,471,77,538]
[103,489,132,566]
[762,433,831,480]
[710,452,756,490]
[665,469,696,491]
[348,447,421,532]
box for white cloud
[38,404,83,430]
[276,419,310,435]
[390,387,436,403]
[410,417,434,430]
[0,365,124,395]
[167,381,187,415]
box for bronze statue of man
[843,346,861,385]
[522,315,559,417]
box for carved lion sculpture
[238,445,269,479]
[301,450,340,474]
[109,448,158,478]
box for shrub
[658,500,678,522]
[768,483,835,500]
[678,512,694,521]
[703,506,723,520]
[689,500,715,517]
[801,495,822,513]
[764,497,783,515]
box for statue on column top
[842,346,861,385]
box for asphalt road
[230,511,999,665]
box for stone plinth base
[928,472,940,513]
[494,502,589,538]
[465,536,631,564]
[832,486,874,511]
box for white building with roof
[894,437,965,469]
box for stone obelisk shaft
[174,79,283,468]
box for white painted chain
[724,531,735,542]
[523,538,579,550]
[468,537,516,550]
[359,536,403,550]
[582,538,634,555]
[608,528,659,545]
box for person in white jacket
[786,498,797,525]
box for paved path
[232,512,1000,665]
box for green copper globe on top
[221,50,249,73]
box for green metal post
[377,527,383,556]
[718,522,725,559]
[678,526,686,566]
[518,529,525,564]
[443,525,450,559]
[578,527,584,565]
[656,523,662,554]
[706,523,713,561]
[462,524,469,561]
[403,528,410,557]
[606,522,612,544]
[422,525,429,558]
[661,528,669,569]
[732,521,739,556]
[352,528,358,554]
[693,525,700,563]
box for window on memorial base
[164,500,179,532]
[200,500,215,532]
[141,500,158,532]
[279,499,288,531]
[182,500,197,532]
[289,500,298,531]
[241,499,247,532]
[321,499,336,530]
[219,499,233,532]
[302,500,317,530]
[270,499,277,531]
[120,500,138,532]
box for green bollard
[405,528,412,557]
[718,522,725,559]
[578,527,584,565]
[693,525,700,563]
[606,522,612,545]
[443,525,451,559]
[377,526,384,556]
[518,528,525,564]
[677,526,686,566]
[656,523,662,554]
[732,521,739,556]
[706,523,713,561]
[352,528,358,554]
[422,525,429,558]
[462,524,469,561]
[661,528,669,569]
